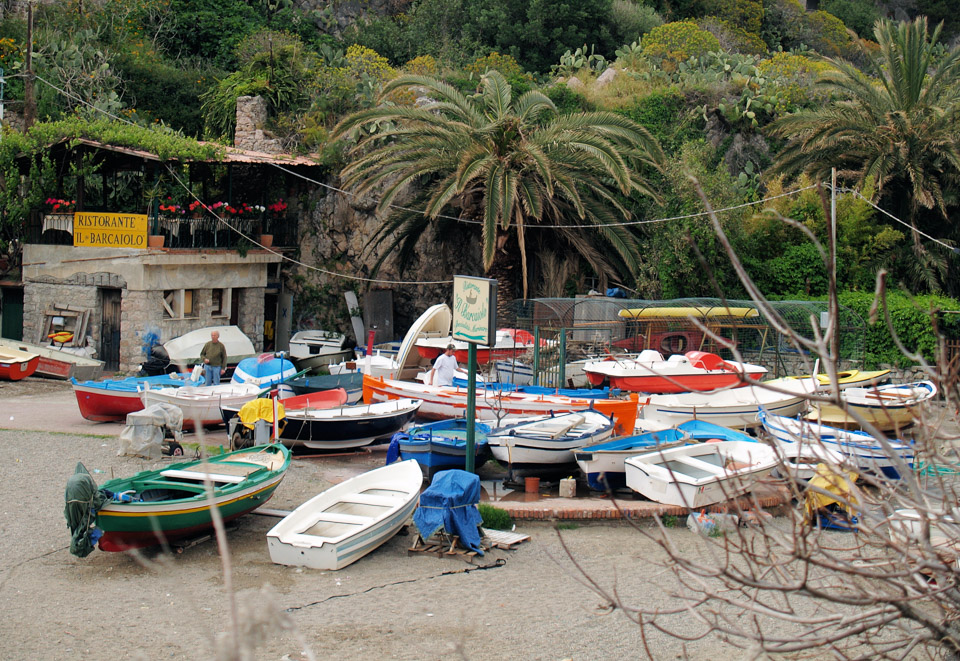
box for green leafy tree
[332,71,665,304]
[769,18,960,250]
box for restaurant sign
[452,275,497,346]
[73,212,148,249]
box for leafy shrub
[609,0,664,45]
[756,51,832,111]
[697,17,768,54]
[545,82,593,114]
[404,54,439,75]
[478,503,513,530]
[621,88,697,151]
[641,21,721,70]
[467,52,534,94]
[802,10,858,59]
[114,55,212,137]
[838,291,960,367]
[165,0,264,70]
[820,0,880,38]
[705,0,764,34]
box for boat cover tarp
[118,402,184,459]
[413,470,484,554]
[64,462,108,558]
[238,398,286,427]
[804,463,859,527]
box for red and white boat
[0,346,40,381]
[0,338,103,381]
[583,350,767,393]
[415,328,543,365]
[362,374,640,436]
[71,373,200,422]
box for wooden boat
[486,410,615,466]
[759,409,914,479]
[388,419,492,474]
[96,444,291,552]
[639,378,816,429]
[281,372,363,404]
[783,369,891,390]
[575,419,756,490]
[162,325,256,368]
[624,440,778,508]
[0,338,103,380]
[266,459,422,570]
[72,373,199,422]
[416,328,542,364]
[805,381,937,432]
[362,374,640,435]
[583,350,767,393]
[276,398,422,449]
[288,330,352,371]
[140,382,263,429]
[0,345,40,381]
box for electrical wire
[837,186,958,253]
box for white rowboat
[625,440,778,508]
[266,460,423,570]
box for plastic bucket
[524,477,540,493]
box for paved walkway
[0,378,792,521]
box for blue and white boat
[486,410,616,466]
[759,409,914,479]
[575,420,756,490]
[387,419,492,475]
[231,354,297,387]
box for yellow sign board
[73,212,148,249]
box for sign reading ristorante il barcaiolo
[73,212,148,249]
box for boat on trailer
[267,459,422,570]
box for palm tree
[769,17,960,223]
[331,71,665,305]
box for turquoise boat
[92,444,291,552]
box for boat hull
[624,440,777,508]
[0,353,39,380]
[362,375,640,436]
[141,384,262,429]
[486,411,615,466]
[96,445,290,551]
[641,380,814,429]
[393,420,491,473]
[266,460,422,570]
[0,339,104,380]
[279,400,421,449]
[73,384,144,421]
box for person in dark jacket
[200,330,227,385]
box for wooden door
[100,288,121,371]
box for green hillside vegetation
[2,0,960,324]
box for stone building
[18,137,318,373]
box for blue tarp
[413,470,484,554]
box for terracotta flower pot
[258,234,273,248]
[147,234,165,248]
[524,477,540,494]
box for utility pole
[23,1,36,130]
[829,168,840,364]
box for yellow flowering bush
[642,21,721,71]
[758,52,833,110]
[344,45,395,83]
[404,55,439,76]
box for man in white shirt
[430,344,458,386]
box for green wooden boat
[95,444,291,552]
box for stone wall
[234,96,282,154]
[23,281,103,347]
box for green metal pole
[558,329,566,388]
[465,342,477,473]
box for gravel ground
[0,417,749,661]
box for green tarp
[64,462,108,558]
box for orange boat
[362,374,639,436]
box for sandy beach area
[0,379,827,660]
